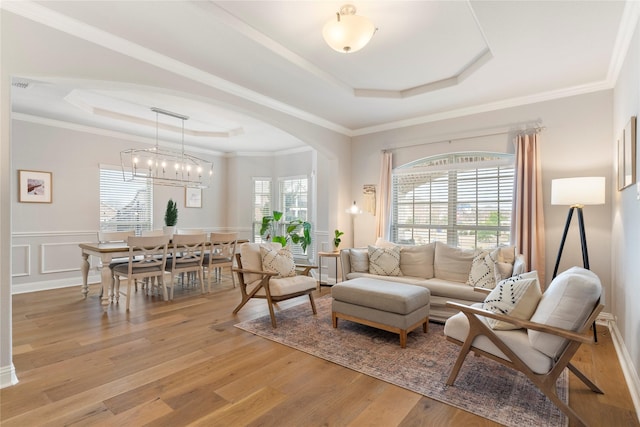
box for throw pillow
[466,249,497,289]
[349,248,369,273]
[368,245,402,276]
[260,245,296,278]
[494,261,514,282]
[481,272,542,330]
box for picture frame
[619,116,637,191]
[185,187,202,208]
[18,169,52,203]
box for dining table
[79,239,248,311]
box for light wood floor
[1,276,638,426]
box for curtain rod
[381,125,545,153]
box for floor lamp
[347,201,362,247]
[551,176,605,341]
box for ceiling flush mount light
[121,107,213,188]
[323,4,376,53]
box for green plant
[260,210,311,253]
[164,199,178,226]
[333,229,344,249]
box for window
[279,176,311,259]
[392,153,514,250]
[100,166,152,234]
[252,178,272,243]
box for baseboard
[602,315,640,422]
[12,273,101,294]
[0,363,19,389]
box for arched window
[392,152,514,250]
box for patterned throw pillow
[481,272,542,330]
[260,245,296,278]
[466,249,495,288]
[368,245,402,276]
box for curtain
[375,151,393,240]
[512,133,546,286]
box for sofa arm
[513,254,527,275]
[340,249,352,278]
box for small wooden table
[318,251,341,290]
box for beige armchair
[443,267,604,427]
[232,242,317,327]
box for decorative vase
[163,225,176,238]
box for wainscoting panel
[40,242,86,274]
[11,245,30,277]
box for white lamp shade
[551,177,605,206]
[323,12,375,53]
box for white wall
[612,12,640,390]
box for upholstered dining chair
[203,232,238,289]
[164,233,207,300]
[443,267,604,427]
[232,242,317,328]
[112,235,170,311]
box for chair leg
[126,278,133,311]
[199,269,205,294]
[567,363,604,393]
[230,266,236,288]
[114,277,121,303]
[446,336,474,386]
[164,274,171,301]
[308,292,317,314]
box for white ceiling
[5,1,635,154]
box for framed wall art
[185,187,202,208]
[18,169,52,203]
[619,116,637,191]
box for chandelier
[322,4,376,53]
[121,107,214,188]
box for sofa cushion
[247,274,316,297]
[345,272,424,285]
[434,242,477,282]
[444,304,553,374]
[240,242,282,284]
[368,245,402,276]
[260,245,296,278]
[482,271,542,330]
[529,267,602,359]
[420,278,487,301]
[399,243,435,278]
[349,248,369,273]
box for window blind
[100,166,152,234]
[252,178,272,243]
[392,153,514,249]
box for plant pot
[163,225,176,238]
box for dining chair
[203,232,238,289]
[112,235,170,311]
[176,228,205,235]
[164,233,207,300]
[141,229,166,237]
[97,230,135,297]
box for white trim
[602,316,640,421]
[0,363,19,389]
[40,242,86,274]
[11,244,30,277]
[12,276,100,295]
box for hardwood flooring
[1,277,638,426]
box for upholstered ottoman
[331,278,430,348]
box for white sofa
[340,241,526,323]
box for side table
[318,251,341,291]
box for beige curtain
[375,151,393,240]
[513,133,546,286]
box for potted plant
[333,229,344,252]
[260,210,311,253]
[163,198,178,237]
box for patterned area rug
[235,297,568,427]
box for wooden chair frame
[113,235,170,311]
[204,233,238,289]
[232,252,318,328]
[445,299,604,427]
[165,233,207,300]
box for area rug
[235,297,568,427]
